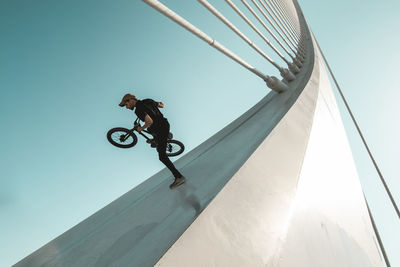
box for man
[119,93,185,189]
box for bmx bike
[107,118,185,157]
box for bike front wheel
[166,140,185,157]
[107,127,137,148]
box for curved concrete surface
[14,9,315,267]
[14,1,381,266]
[155,40,319,266]
[277,44,382,267]
[14,72,313,266]
[156,37,382,267]
[13,60,313,267]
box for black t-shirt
[134,99,165,127]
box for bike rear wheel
[166,140,184,157]
[107,127,137,148]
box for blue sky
[0,0,398,266]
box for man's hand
[136,115,153,133]
[136,126,145,133]
[134,122,142,132]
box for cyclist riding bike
[119,93,185,189]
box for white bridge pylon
[15,1,386,266]
[156,35,383,267]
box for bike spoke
[107,128,137,148]
[112,132,132,144]
[167,143,180,153]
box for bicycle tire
[107,127,137,148]
[166,139,185,157]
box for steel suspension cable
[282,0,301,34]
[225,0,295,81]
[270,0,306,56]
[275,0,305,54]
[224,0,283,63]
[242,0,295,60]
[314,34,400,219]
[277,0,299,33]
[274,0,300,40]
[273,0,300,42]
[265,0,299,46]
[256,0,298,53]
[286,0,301,32]
[244,0,301,73]
[197,0,294,76]
[261,0,304,59]
[274,0,298,35]
[364,193,392,267]
[261,0,298,48]
[273,4,298,46]
[141,0,289,92]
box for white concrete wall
[156,39,383,267]
[277,47,382,267]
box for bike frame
[125,117,172,143]
[107,117,183,156]
[121,117,151,142]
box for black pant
[153,119,182,179]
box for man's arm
[137,114,153,133]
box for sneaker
[169,176,185,189]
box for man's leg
[155,126,183,179]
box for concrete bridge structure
[15,0,384,266]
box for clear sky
[0,0,398,266]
